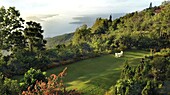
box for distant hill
[45,33,74,49]
[46,3,170,50]
[45,13,125,49]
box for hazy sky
[0,0,164,37]
[0,0,163,16]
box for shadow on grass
[43,50,149,95]
[12,50,149,95]
[65,68,122,95]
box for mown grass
[12,50,149,94]
[45,50,150,95]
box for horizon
[0,0,163,37]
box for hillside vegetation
[39,2,170,94]
[43,3,170,67]
[46,33,74,49]
[0,2,170,95]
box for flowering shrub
[22,67,81,95]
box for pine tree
[109,15,112,22]
[24,21,46,53]
[149,2,152,8]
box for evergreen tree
[109,15,112,22]
[0,7,24,50]
[149,2,152,8]
[24,21,46,53]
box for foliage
[114,49,170,95]
[22,67,81,95]
[24,21,46,52]
[41,3,170,74]
[0,2,170,95]
[0,72,20,95]
[120,62,134,79]
[0,6,24,50]
[45,3,170,65]
[46,33,74,49]
[0,6,49,77]
[20,68,47,91]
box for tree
[24,21,46,53]
[8,30,26,51]
[149,2,152,8]
[72,24,91,45]
[142,81,156,95]
[109,15,112,22]
[151,57,168,81]
[121,62,134,79]
[0,6,24,50]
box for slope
[45,33,74,49]
[46,50,149,95]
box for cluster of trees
[108,4,170,50]
[113,48,170,95]
[0,2,170,94]
[46,33,74,49]
[46,3,170,66]
[76,3,170,51]
[0,6,81,95]
[0,6,50,77]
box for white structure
[1,50,12,56]
[115,51,123,57]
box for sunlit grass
[45,50,149,95]
[12,50,149,94]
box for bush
[0,72,20,95]
[22,67,81,95]
[20,68,47,91]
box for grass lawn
[45,50,149,95]
[12,50,149,95]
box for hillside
[46,33,74,48]
[0,2,170,95]
[42,3,170,95]
[46,3,170,51]
[42,3,170,66]
[45,13,125,49]
[13,50,149,95]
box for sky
[0,0,164,37]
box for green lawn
[45,50,149,95]
[12,50,149,94]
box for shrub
[20,68,47,91]
[0,72,20,95]
[22,67,81,95]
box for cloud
[26,16,44,22]
[26,14,59,22]
[69,22,85,25]
[38,14,59,19]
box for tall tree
[109,15,112,22]
[24,21,46,53]
[149,2,152,8]
[0,7,24,50]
